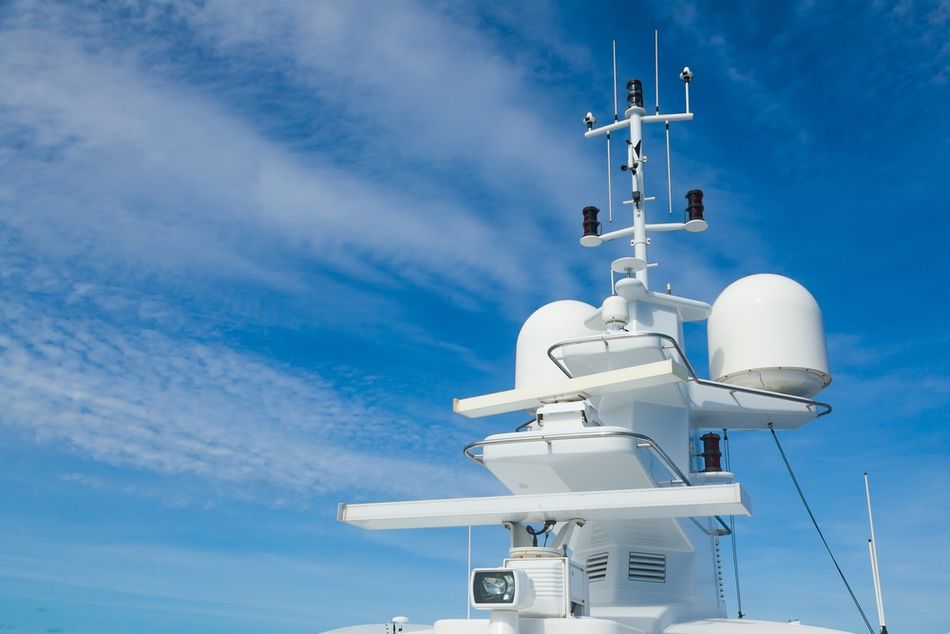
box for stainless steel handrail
[463,428,731,536]
[546,330,831,418]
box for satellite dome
[707,274,831,397]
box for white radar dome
[516,300,599,390]
[707,274,831,397]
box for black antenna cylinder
[685,189,704,221]
[582,205,601,238]
[626,79,644,109]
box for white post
[467,525,472,619]
[627,111,649,289]
[488,610,519,634]
[864,473,887,633]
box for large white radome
[707,274,831,397]
[515,300,599,390]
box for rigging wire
[722,428,745,619]
[768,423,875,634]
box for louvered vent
[628,551,666,583]
[585,552,609,582]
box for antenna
[656,30,674,215]
[612,40,619,121]
[579,43,703,290]
[654,30,660,114]
[607,40,619,223]
[864,473,888,634]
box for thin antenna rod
[606,40,619,222]
[654,30,660,114]
[656,30,673,215]
[612,40,619,121]
[864,473,887,633]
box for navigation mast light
[626,79,644,109]
[685,189,704,222]
[581,205,602,247]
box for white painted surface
[454,359,688,419]
[707,274,831,397]
[515,301,599,390]
[338,484,750,530]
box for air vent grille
[585,552,609,582]
[628,551,666,583]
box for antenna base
[685,219,708,233]
[611,257,647,275]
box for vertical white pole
[654,30,660,114]
[607,41,619,224]
[606,136,613,223]
[665,123,673,215]
[612,40,619,120]
[628,113,649,288]
[864,473,886,632]
[467,525,472,619]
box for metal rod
[544,330,832,418]
[612,40,619,121]
[642,112,694,124]
[654,30,660,114]
[864,473,887,631]
[585,118,633,138]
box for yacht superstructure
[328,40,870,634]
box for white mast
[580,58,701,292]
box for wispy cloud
[0,257,493,500]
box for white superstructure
[329,38,863,634]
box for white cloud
[0,260,492,500]
[0,0,596,313]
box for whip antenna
[606,40,619,223]
[612,40,619,121]
[864,473,888,634]
[655,30,674,215]
[654,30,660,114]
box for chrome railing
[546,330,831,417]
[463,428,732,536]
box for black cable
[769,423,874,634]
[723,428,745,619]
[525,520,556,547]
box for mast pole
[627,105,648,288]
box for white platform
[338,484,750,530]
[453,359,688,419]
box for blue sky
[0,0,947,632]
